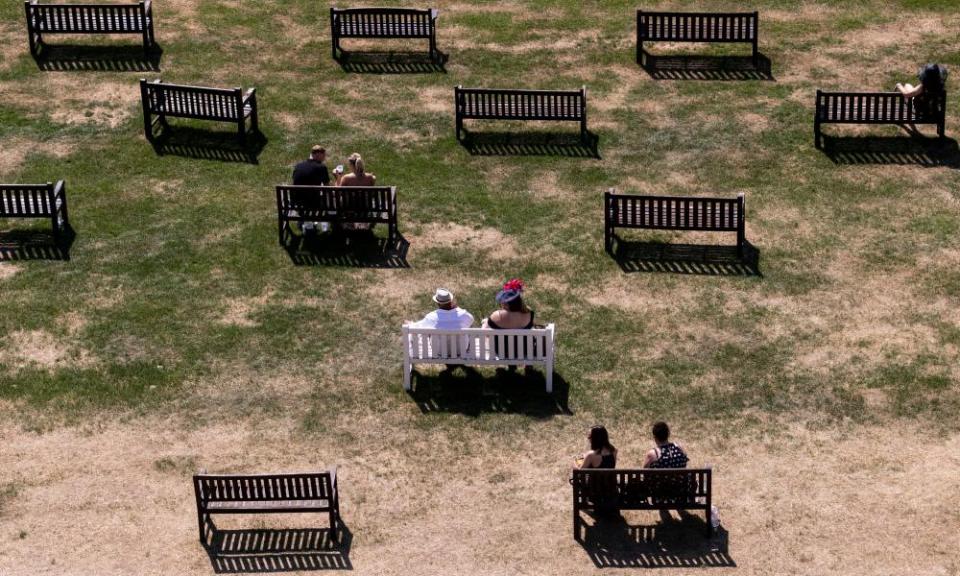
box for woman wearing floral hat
[483,278,535,330]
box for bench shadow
[34,43,162,72]
[640,51,773,81]
[408,367,571,418]
[336,50,447,74]
[820,134,959,168]
[0,228,75,261]
[285,230,410,269]
[460,130,600,158]
[151,127,266,164]
[579,514,735,569]
[204,519,352,573]
[610,238,761,277]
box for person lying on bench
[896,63,948,109]
[410,288,475,329]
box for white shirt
[413,307,474,330]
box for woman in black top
[484,278,535,330]
[896,64,948,116]
[579,425,617,469]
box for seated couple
[410,279,537,331]
[577,423,692,523]
[577,422,688,471]
[291,145,376,235]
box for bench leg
[573,507,581,542]
[238,120,247,147]
[328,509,339,545]
[403,359,412,391]
[814,122,822,150]
[456,114,464,142]
[198,512,207,544]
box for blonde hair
[348,153,365,177]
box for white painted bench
[402,324,556,393]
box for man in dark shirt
[292,145,332,235]
[292,145,331,186]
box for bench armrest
[431,8,439,20]
[243,87,257,103]
[144,0,152,16]
[52,180,65,200]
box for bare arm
[897,83,924,98]
[642,448,658,468]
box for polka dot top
[648,442,689,469]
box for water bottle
[710,505,720,529]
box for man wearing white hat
[411,288,475,329]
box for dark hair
[652,421,670,444]
[920,64,947,94]
[503,295,529,313]
[589,425,615,452]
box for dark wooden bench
[637,10,759,66]
[455,86,588,142]
[572,468,713,540]
[276,185,399,245]
[605,190,746,258]
[331,7,440,62]
[25,0,156,58]
[140,79,259,145]
[815,90,947,148]
[0,181,70,243]
[193,469,341,545]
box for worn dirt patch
[0,330,94,372]
[0,263,21,281]
[218,289,275,328]
[0,138,77,178]
[410,222,522,260]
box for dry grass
[0,418,957,576]
[2,1,959,575]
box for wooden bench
[193,469,341,545]
[25,0,156,58]
[455,86,588,142]
[605,189,746,258]
[572,468,713,540]
[815,90,947,148]
[0,181,70,243]
[276,185,398,245]
[402,324,556,393]
[140,79,259,145]
[637,10,759,66]
[331,7,440,62]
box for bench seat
[331,7,440,62]
[194,469,341,545]
[402,324,556,392]
[814,89,946,148]
[25,1,156,57]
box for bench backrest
[605,190,744,232]
[816,90,947,123]
[572,468,711,507]
[26,1,150,33]
[194,472,335,504]
[331,7,436,38]
[277,185,397,218]
[456,86,587,121]
[0,183,58,218]
[638,10,758,42]
[403,325,555,363]
[141,80,243,121]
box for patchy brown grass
[0,417,957,576]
